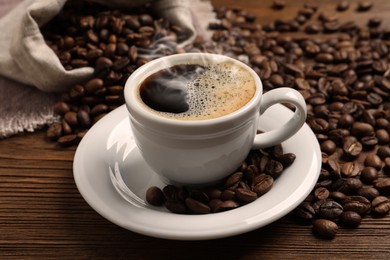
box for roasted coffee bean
[341,161,361,177]
[220,189,236,201]
[313,219,338,239]
[252,174,274,196]
[277,153,296,168]
[224,172,243,189]
[337,1,350,11]
[271,0,285,10]
[165,200,187,214]
[46,122,62,141]
[294,201,315,221]
[163,185,179,201]
[208,198,223,213]
[360,167,379,184]
[145,186,165,206]
[371,196,390,216]
[351,122,374,138]
[84,78,104,94]
[265,159,284,178]
[214,200,239,212]
[384,158,390,175]
[321,140,336,155]
[361,136,378,149]
[77,109,91,128]
[364,154,383,170]
[377,146,390,159]
[357,1,373,11]
[342,136,362,158]
[62,120,72,135]
[340,211,361,227]
[374,178,390,194]
[235,188,258,203]
[376,129,390,144]
[343,196,371,215]
[314,187,330,200]
[357,186,380,201]
[329,191,347,202]
[57,134,78,147]
[319,200,343,219]
[69,84,85,100]
[53,101,70,115]
[185,197,211,214]
[64,111,78,126]
[332,178,362,194]
[95,56,113,73]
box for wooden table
[1,0,390,258]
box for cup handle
[252,87,307,149]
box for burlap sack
[0,0,214,137]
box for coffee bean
[329,191,347,202]
[319,200,343,219]
[313,219,338,239]
[376,129,390,144]
[374,178,390,194]
[265,159,284,178]
[69,84,85,100]
[163,185,179,201]
[340,211,361,227]
[165,200,187,214]
[224,172,243,189]
[57,134,79,147]
[342,136,362,158]
[361,167,379,184]
[371,196,390,216]
[314,187,330,200]
[271,0,285,10]
[277,153,296,168]
[77,109,91,128]
[357,1,373,11]
[321,140,336,155]
[343,196,371,215]
[146,186,165,206]
[351,122,375,138]
[377,146,390,159]
[364,154,383,170]
[252,174,274,196]
[85,78,104,94]
[64,111,78,126]
[357,186,380,201]
[332,178,362,194]
[341,161,361,178]
[336,1,350,11]
[185,197,211,214]
[46,122,63,141]
[214,200,240,213]
[361,136,378,149]
[294,202,316,221]
[235,188,258,203]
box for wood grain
[1,0,390,258]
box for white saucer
[73,104,321,240]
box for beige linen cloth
[0,0,215,137]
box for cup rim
[124,53,263,134]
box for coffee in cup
[137,61,256,120]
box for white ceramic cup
[124,53,307,185]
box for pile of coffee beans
[43,1,189,146]
[42,0,389,239]
[145,145,296,214]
